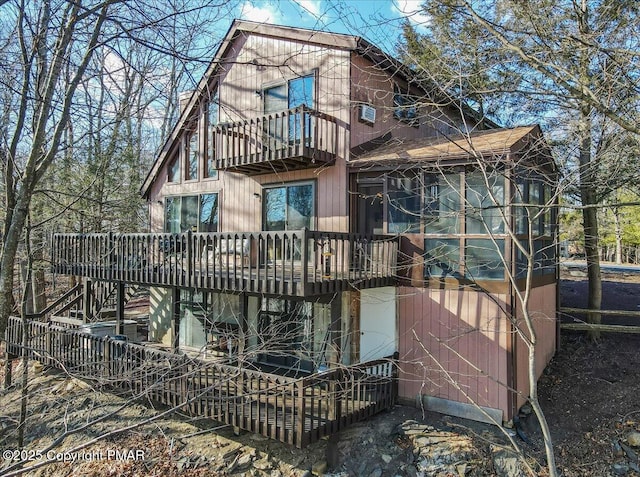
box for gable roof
[141,20,363,198]
[350,125,550,167]
[140,20,496,197]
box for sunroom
[350,125,557,287]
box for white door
[359,287,397,361]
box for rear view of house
[7,20,557,446]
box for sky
[229,0,430,53]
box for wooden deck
[5,317,397,448]
[51,229,398,297]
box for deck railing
[213,106,337,175]
[5,316,397,448]
[51,229,398,296]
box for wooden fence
[560,307,640,334]
[5,316,397,448]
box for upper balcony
[213,106,338,175]
[51,229,398,297]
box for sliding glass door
[263,182,314,231]
[263,182,314,262]
[264,74,314,147]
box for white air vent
[359,104,376,124]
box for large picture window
[164,193,219,233]
[258,298,314,371]
[465,239,505,280]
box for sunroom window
[465,170,505,234]
[424,173,461,234]
[387,173,421,233]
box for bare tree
[401,0,640,339]
[0,0,240,333]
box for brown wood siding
[349,54,464,149]
[514,283,557,413]
[149,32,352,233]
[397,286,511,418]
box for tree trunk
[0,193,31,331]
[578,108,602,340]
[30,226,47,313]
[613,206,623,265]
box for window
[207,91,219,180]
[165,196,181,233]
[465,239,505,280]
[182,195,198,231]
[178,291,240,351]
[424,173,461,234]
[424,238,460,278]
[513,175,527,235]
[465,170,505,234]
[513,173,553,237]
[264,74,315,146]
[393,84,418,124]
[263,182,314,231]
[528,179,541,235]
[186,130,198,181]
[387,173,421,233]
[168,155,179,183]
[258,298,314,371]
[264,74,314,113]
[420,169,507,281]
[164,193,219,233]
[199,194,218,232]
[515,238,556,277]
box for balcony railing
[51,229,398,296]
[213,106,337,175]
[5,316,397,448]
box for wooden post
[295,379,305,447]
[107,232,114,281]
[3,348,13,389]
[103,336,111,379]
[45,324,52,367]
[238,293,249,361]
[82,277,92,323]
[186,230,192,288]
[171,287,180,352]
[327,293,342,426]
[115,281,125,336]
[301,229,309,294]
